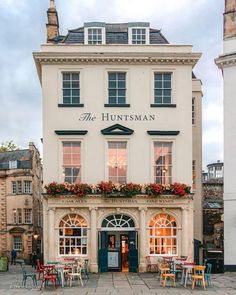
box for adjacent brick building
[0,142,43,262]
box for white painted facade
[34,7,202,272]
[216,0,236,271]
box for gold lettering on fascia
[60,199,88,204]
[79,112,156,122]
[106,199,138,203]
[147,199,175,204]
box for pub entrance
[98,214,138,272]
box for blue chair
[21,263,37,287]
[204,263,212,287]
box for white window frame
[12,181,17,194]
[108,72,127,105]
[149,213,178,256]
[13,236,22,251]
[150,69,175,105]
[128,27,149,45]
[58,138,84,183]
[62,141,82,184]
[58,68,83,105]
[84,27,105,45]
[58,213,88,256]
[23,181,32,194]
[13,208,22,224]
[105,139,130,184]
[9,160,17,169]
[62,72,80,105]
[150,138,176,184]
[104,68,130,105]
[24,209,32,224]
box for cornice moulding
[33,51,201,82]
[215,53,236,69]
[33,52,201,65]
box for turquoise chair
[204,263,212,287]
[21,263,37,287]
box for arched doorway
[99,214,137,273]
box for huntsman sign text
[79,112,156,122]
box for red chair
[40,265,57,290]
[36,259,44,280]
[146,256,158,272]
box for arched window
[59,213,87,255]
[102,214,135,229]
[149,213,177,256]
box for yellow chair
[160,263,176,287]
[191,265,206,290]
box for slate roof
[60,23,169,45]
[0,149,32,170]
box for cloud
[0,0,224,166]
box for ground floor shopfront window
[59,213,87,255]
[149,213,177,256]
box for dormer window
[9,160,17,169]
[132,28,146,44]
[84,22,106,45]
[88,28,102,44]
[128,23,150,45]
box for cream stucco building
[34,1,202,272]
[216,0,236,271]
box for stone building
[0,143,43,261]
[33,0,202,272]
[216,0,236,271]
[202,162,223,272]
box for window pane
[72,96,80,104]
[63,96,71,104]
[108,72,126,105]
[154,142,172,184]
[63,81,70,88]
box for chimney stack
[46,0,59,43]
[224,0,236,39]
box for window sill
[150,104,176,108]
[58,104,84,107]
[104,104,130,107]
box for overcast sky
[0,0,224,169]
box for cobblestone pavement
[1,265,236,294]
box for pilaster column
[48,208,55,262]
[139,207,147,272]
[181,207,188,257]
[89,207,98,273]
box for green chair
[21,263,37,287]
[204,263,212,287]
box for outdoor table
[181,264,195,287]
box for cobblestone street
[1,265,236,294]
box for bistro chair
[40,265,57,290]
[36,259,44,280]
[160,263,176,287]
[80,259,89,279]
[21,263,37,287]
[204,263,212,287]
[146,256,158,272]
[191,265,206,290]
[68,264,83,287]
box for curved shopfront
[43,194,194,273]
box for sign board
[108,251,119,268]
